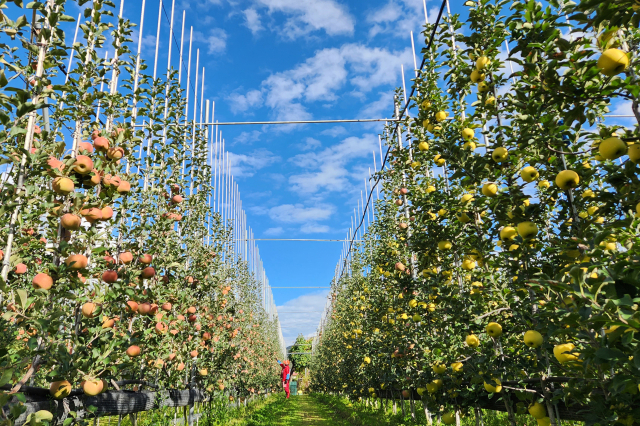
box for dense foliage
[311,1,640,425]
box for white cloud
[300,137,321,151]
[264,226,284,236]
[267,203,335,223]
[359,90,394,118]
[300,223,330,234]
[321,126,347,137]
[233,130,263,144]
[288,134,378,194]
[256,0,354,38]
[243,8,264,34]
[192,28,228,54]
[276,291,330,346]
[227,149,280,177]
[232,44,412,122]
[228,89,264,114]
[366,0,434,39]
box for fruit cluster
[311,1,640,425]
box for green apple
[517,222,538,239]
[599,137,627,160]
[486,322,502,337]
[521,166,539,182]
[597,48,629,76]
[555,170,579,190]
[491,147,509,162]
[523,330,543,348]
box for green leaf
[0,70,7,88]
[595,347,626,360]
[16,289,28,309]
[0,369,13,386]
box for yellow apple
[528,402,547,419]
[484,378,502,393]
[364,356,371,364]
[524,330,543,348]
[499,226,517,241]
[482,183,498,197]
[553,343,579,363]
[486,322,502,338]
[426,185,436,193]
[462,259,476,270]
[521,166,539,182]
[538,180,550,189]
[478,81,490,92]
[442,413,456,425]
[491,147,509,162]
[435,111,448,122]
[463,141,476,151]
[555,170,579,190]
[457,212,471,223]
[517,222,538,239]
[462,128,475,140]
[438,241,452,250]
[470,70,485,82]
[432,364,446,374]
[421,100,432,110]
[461,193,474,203]
[628,144,640,162]
[418,141,429,151]
[408,299,418,308]
[476,56,490,70]
[582,189,596,198]
[599,137,627,160]
[485,96,496,106]
[597,48,629,76]
[416,387,426,396]
[537,417,551,426]
[434,154,446,166]
[426,382,439,393]
[465,334,480,348]
[451,362,463,373]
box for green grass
[92,393,584,426]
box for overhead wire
[337,0,448,282]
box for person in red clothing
[276,359,291,398]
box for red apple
[102,270,118,283]
[65,254,88,270]
[32,273,53,290]
[74,155,94,175]
[61,213,81,230]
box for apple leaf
[16,289,28,310]
[0,369,13,386]
[594,347,626,361]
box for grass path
[237,394,352,426]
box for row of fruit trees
[310,0,640,425]
[0,1,284,425]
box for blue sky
[92,0,448,345]
[10,0,636,345]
